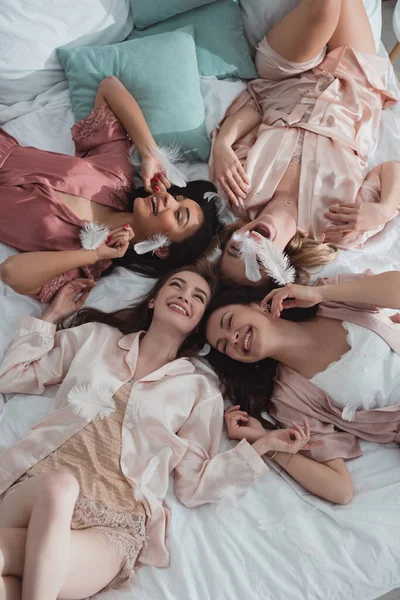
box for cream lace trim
[290,71,335,166]
[73,495,146,587]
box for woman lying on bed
[211,0,400,286]
[0,76,221,303]
[0,266,317,599]
[203,270,400,505]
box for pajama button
[126,422,133,430]
[136,384,143,390]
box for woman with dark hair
[0,264,313,598]
[0,76,221,302]
[203,271,400,505]
[211,0,400,287]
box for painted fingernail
[154,185,160,191]
[106,235,112,242]
[153,177,159,182]
[123,224,130,229]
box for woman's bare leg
[0,528,123,600]
[266,0,342,62]
[327,0,376,54]
[21,472,79,600]
[0,577,21,600]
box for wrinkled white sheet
[0,51,400,600]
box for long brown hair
[213,222,338,286]
[68,265,219,358]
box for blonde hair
[210,222,338,286]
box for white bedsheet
[1,55,400,600]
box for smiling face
[152,271,212,335]
[221,213,294,285]
[133,191,204,244]
[205,303,270,363]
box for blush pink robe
[269,272,400,462]
[0,104,135,301]
[211,42,398,249]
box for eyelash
[221,315,233,353]
[170,281,180,288]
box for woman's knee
[301,0,341,23]
[38,472,79,516]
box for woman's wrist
[251,433,274,456]
[41,310,60,324]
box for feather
[232,231,262,282]
[128,146,141,169]
[134,456,161,502]
[341,405,356,422]
[67,385,116,420]
[79,221,110,250]
[199,343,211,356]
[206,247,223,264]
[204,191,236,226]
[134,233,171,255]
[232,231,295,286]
[255,238,296,286]
[152,145,188,187]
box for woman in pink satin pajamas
[212,0,400,286]
[0,77,220,302]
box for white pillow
[240,0,382,54]
[0,0,133,105]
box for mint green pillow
[57,28,210,162]
[131,0,217,30]
[128,0,257,80]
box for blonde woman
[211,0,399,286]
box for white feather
[79,221,110,250]
[152,145,188,187]
[204,191,236,225]
[128,146,141,169]
[232,231,262,282]
[134,456,160,502]
[341,406,356,422]
[207,247,223,264]
[232,231,296,285]
[134,233,171,255]
[67,385,116,420]
[199,343,211,356]
[256,238,296,286]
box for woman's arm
[215,105,262,148]
[0,281,92,395]
[324,161,400,239]
[271,452,353,505]
[212,106,260,208]
[0,226,132,296]
[224,408,353,505]
[95,76,169,191]
[173,392,269,508]
[0,249,98,295]
[263,271,400,317]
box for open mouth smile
[242,326,253,353]
[167,302,189,317]
[148,196,159,215]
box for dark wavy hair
[111,181,222,277]
[68,265,219,358]
[200,285,319,427]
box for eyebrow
[216,311,229,350]
[183,207,190,228]
[194,286,208,300]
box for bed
[0,1,400,599]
